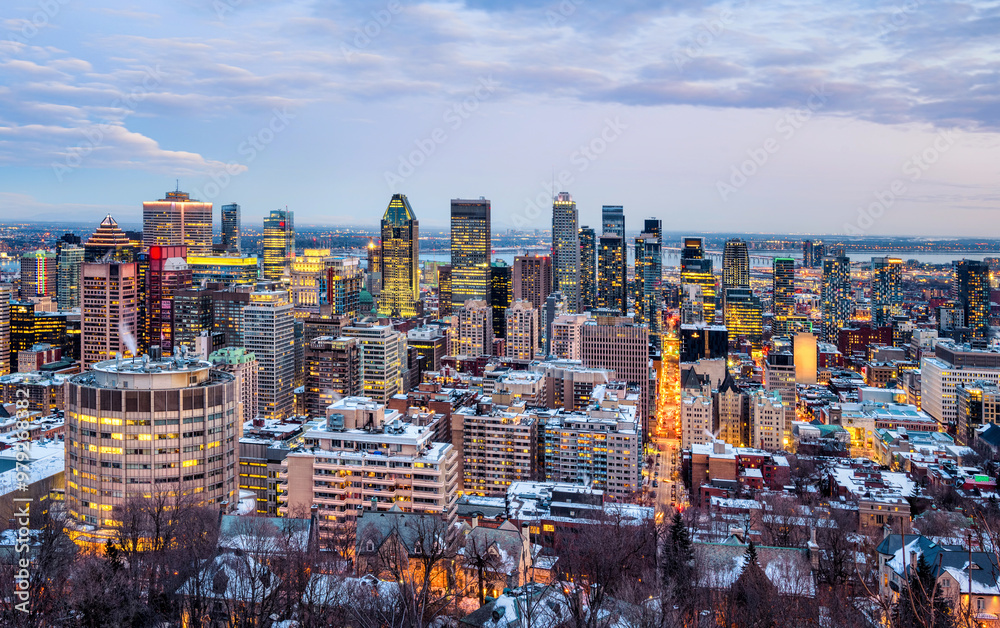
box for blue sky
[1,0,998,235]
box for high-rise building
[543,405,640,496]
[550,314,587,360]
[722,238,750,305]
[489,260,512,339]
[19,250,57,299]
[449,300,493,357]
[581,314,652,436]
[773,257,796,337]
[290,248,334,314]
[209,347,259,424]
[513,255,552,311]
[57,245,84,309]
[680,323,728,362]
[803,240,814,268]
[0,284,10,376]
[597,233,625,315]
[458,404,539,495]
[221,203,241,254]
[551,192,580,313]
[379,194,419,318]
[142,190,213,256]
[84,215,136,263]
[764,351,796,431]
[750,389,787,452]
[81,262,138,367]
[407,325,447,379]
[634,227,662,335]
[953,259,991,341]
[304,336,361,418]
[437,265,452,317]
[872,257,903,328]
[601,205,627,309]
[450,198,491,309]
[65,355,239,534]
[262,209,295,282]
[342,320,406,404]
[579,226,597,312]
[325,256,363,317]
[680,237,716,322]
[146,245,191,356]
[821,253,852,343]
[244,287,295,419]
[724,288,763,349]
[186,254,259,285]
[505,300,539,361]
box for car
[653,480,659,487]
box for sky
[0,0,999,236]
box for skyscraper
[601,205,627,309]
[953,259,991,340]
[342,320,405,404]
[221,202,241,253]
[450,198,491,309]
[19,250,56,299]
[84,214,134,262]
[505,300,539,360]
[634,229,662,333]
[262,209,295,282]
[722,238,750,306]
[513,255,552,311]
[724,287,763,350]
[142,190,213,256]
[146,245,191,355]
[57,245,84,309]
[597,233,625,315]
[821,253,852,343]
[379,194,420,318]
[803,240,814,268]
[0,284,10,376]
[581,314,652,437]
[449,300,493,357]
[81,262,139,367]
[579,226,596,311]
[244,287,295,419]
[437,265,452,317]
[680,237,716,322]
[872,256,903,327]
[772,257,795,336]
[551,192,580,313]
[304,336,361,418]
[489,260,512,339]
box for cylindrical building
[66,352,240,533]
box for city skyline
[1,1,998,235]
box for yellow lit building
[187,254,259,285]
[379,194,419,317]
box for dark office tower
[643,218,662,239]
[513,255,552,312]
[601,206,627,309]
[366,237,382,297]
[143,190,212,256]
[821,253,852,343]
[84,214,135,262]
[450,198,491,309]
[803,240,814,268]
[146,245,191,355]
[305,336,361,418]
[634,231,662,332]
[724,288,763,349]
[551,192,580,313]
[597,233,626,315]
[872,257,903,328]
[680,237,716,322]
[953,259,991,340]
[772,257,796,336]
[379,194,419,318]
[221,203,241,253]
[262,209,294,282]
[579,226,597,311]
[812,241,825,268]
[722,238,749,317]
[437,265,452,317]
[489,260,512,339]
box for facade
[772,257,795,337]
[581,314,652,436]
[722,238,749,317]
[342,320,405,404]
[513,254,552,312]
[751,389,786,451]
[953,259,991,341]
[597,232,625,315]
[57,245,84,309]
[450,198,491,309]
[437,265,452,317]
[821,253,852,343]
[764,352,797,428]
[221,203,241,254]
[724,288,763,350]
[680,237,716,322]
[379,194,420,317]
[262,209,295,282]
[579,226,596,311]
[956,381,1000,446]
[872,257,903,328]
[278,397,460,525]
[550,314,587,361]
[244,288,295,420]
[0,284,10,375]
[544,407,640,496]
[325,256,363,317]
[922,355,1000,428]
[551,192,580,313]
[505,300,539,361]
[601,205,627,312]
[187,255,259,286]
[146,245,191,356]
[65,356,240,533]
[458,403,539,495]
[239,419,305,515]
[449,300,493,357]
[209,347,259,424]
[19,250,57,299]
[489,260,512,339]
[142,190,213,256]
[81,262,139,367]
[717,374,747,447]
[304,336,361,419]
[84,214,135,262]
[407,325,447,379]
[290,248,334,313]
[634,230,662,333]
[681,385,714,450]
[680,323,728,362]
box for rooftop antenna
[175,179,179,192]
